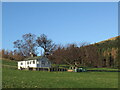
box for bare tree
[8,51,14,60]
[22,33,37,57]
[36,34,56,56]
[1,49,9,58]
[79,42,89,47]
[12,50,25,61]
[13,33,37,57]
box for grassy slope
[2,59,118,88]
[1,58,17,66]
[1,58,17,69]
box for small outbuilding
[18,57,51,70]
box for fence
[28,67,67,72]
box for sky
[2,2,118,52]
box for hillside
[1,58,17,69]
[97,36,119,44]
[92,36,119,68]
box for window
[37,61,39,64]
[47,61,50,65]
[27,62,29,64]
[21,63,23,65]
[42,61,45,65]
[33,61,35,64]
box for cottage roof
[24,56,48,61]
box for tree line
[1,33,119,68]
[48,36,119,68]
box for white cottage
[18,57,51,70]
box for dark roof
[24,56,47,60]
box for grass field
[1,59,118,88]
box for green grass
[2,59,119,88]
[1,59,17,69]
[87,68,119,71]
[1,59,17,67]
[2,68,118,88]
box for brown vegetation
[1,34,119,68]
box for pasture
[1,59,118,88]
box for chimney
[30,52,33,57]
